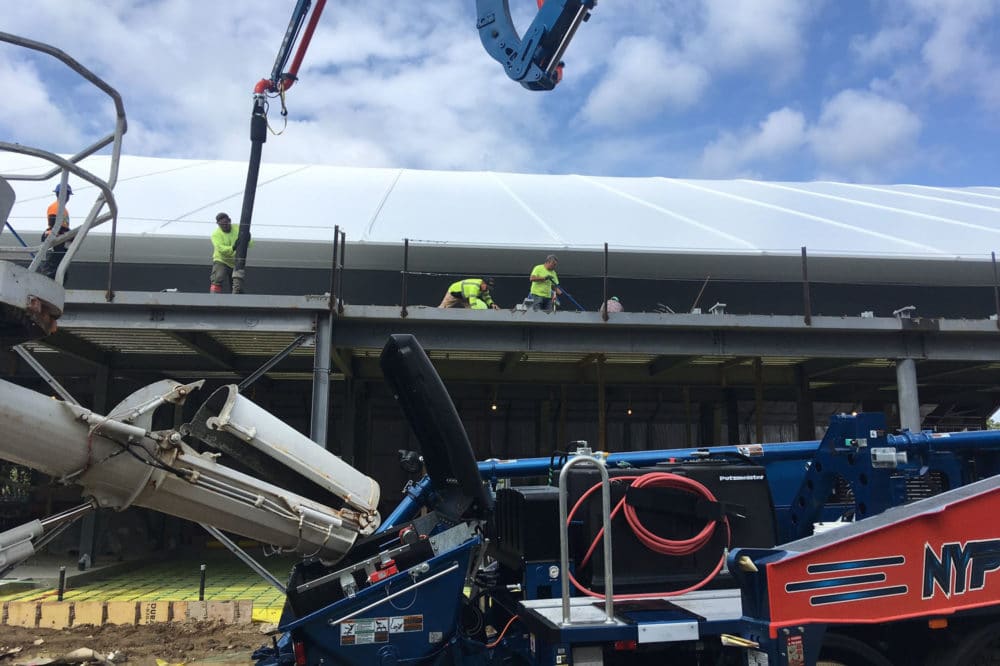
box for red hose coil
[566,472,731,599]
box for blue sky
[2,0,999,185]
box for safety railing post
[602,242,609,321]
[329,225,340,313]
[993,251,999,331]
[105,208,117,302]
[401,238,409,318]
[337,230,346,315]
[801,246,811,326]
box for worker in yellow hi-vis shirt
[438,278,499,309]
[527,254,562,311]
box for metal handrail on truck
[557,451,615,625]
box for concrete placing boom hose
[0,377,380,562]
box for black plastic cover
[379,334,491,517]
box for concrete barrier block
[206,600,235,623]
[72,601,106,627]
[106,601,138,625]
[184,601,208,621]
[139,600,171,624]
[169,601,187,622]
[39,602,73,629]
[7,601,39,628]
[234,600,253,624]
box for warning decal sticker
[339,615,424,646]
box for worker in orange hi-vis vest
[41,183,72,280]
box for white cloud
[698,108,807,176]
[0,55,84,150]
[808,89,921,170]
[698,90,922,180]
[853,0,1000,110]
[850,26,920,64]
[580,37,708,127]
[0,1,990,185]
[688,0,814,79]
[0,1,549,174]
[912,0,996,89]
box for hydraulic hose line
[566,472,731,600]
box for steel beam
[53,298,1000,362]
[12,345,80,405]
[328,309,1000,362]
[238,334,313,391]
[39,330,109,367]
[59,309,315,333]
[164,331,236,370]
[647,355,691,377]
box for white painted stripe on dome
[838,182,1000,213]
[576,175,757,250]
[750,180,1000,236]
[490,171,566,246]
[901,183,1000,203]
[362,169,404,242]
[668,178,945,255]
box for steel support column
[310,313,332,447]
[896,358,921,432]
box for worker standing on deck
[40,183,72,280]
[210,212,239,293]
[527,254,562,311]
[439,278,499,309]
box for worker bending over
[439,278,499,310]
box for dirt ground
[0,621,272,665]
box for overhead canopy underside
[2,154,999,285]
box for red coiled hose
[566,472,731,599]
